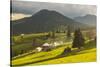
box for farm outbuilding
[42,43,52,51]
[36,47,43,52]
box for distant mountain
[12,9,87,35]
[74,14,96,27]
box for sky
[11,0,96,20]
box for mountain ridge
[74,14,96,27]
[12,9,88,35]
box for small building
[53,41,63,47]
[20,34,24,38]
[42,43,50,46]
[42,43,52,51]
[41,41,64,51]
[36,47,42,52]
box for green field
[30,48,96,65]
[11,30,96,66]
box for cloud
[11,0,96,18]
[11,13,31,20]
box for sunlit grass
[12,46,66,66]
[30,48,96,65]
[11,30,96,66]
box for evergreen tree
[12,37,15,44]
[20,50,24,54]
[56,28,60,33]
[52,30,55,39]
[94,36,96,42]
[46,32,51,38]
[51,30,56,43]
[72,29,85,49]
[67,26,71,38]
[32,38,36,46]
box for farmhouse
[42,43,52,51]
[36,47,42,52]
[20,34,24,39]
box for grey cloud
[11,0,96,18]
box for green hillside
[31,48,96,65]
[12,38,96,66]
[11,27,96,66]
[12,9,88,35]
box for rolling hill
[74,14,96,27]
[12,9,87,35]
[12,40,96,66]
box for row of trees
[12,26,93,51]
[46,26,71,38]
[46,27,85,49]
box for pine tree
[67,27,71,38]
[51,30,56,43]
[66,26,71,39]
[72,29,85,49]
[12,37,15,44]
[32,38,37,46]
[52,30,55,39]
[46,32,51,38]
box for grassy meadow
[11,29,96,66]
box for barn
[42,43,52,51]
